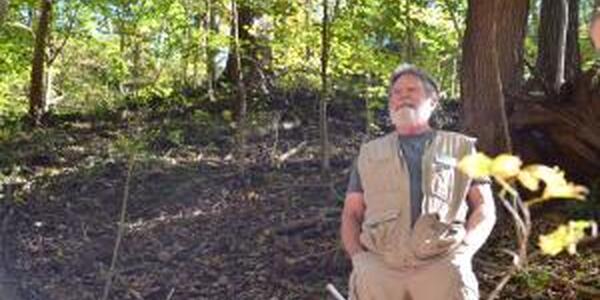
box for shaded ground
[1,105,599,300]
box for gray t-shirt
[347,131,435,227]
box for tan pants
[349,252,479,300]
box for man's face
[591,20,600,50]
[388,74,436,129]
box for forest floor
[0,103,599,300]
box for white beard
[389,105,433,129]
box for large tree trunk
[222,2,271,97]
[535,0,580,94]
[495,0,529,95]
[223,2,255,85]
[565,0,580,82]
[461,0,512,155]
[29,0,53,126]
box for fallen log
[510,69,600,182]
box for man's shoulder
[435,130,477,144]
[359,132,396,153]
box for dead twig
[326,283,347,300]
[275,215,328,236]
[101,159,135,300]
[547,270,600,297]
[276,141,308,167]
[165,287,176,300]
[487,265,520,300]
[285,248,336,265]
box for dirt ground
[1,110,599,300]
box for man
[341,65,496,300]
[590,10,600,50]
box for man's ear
[430,98,439,110]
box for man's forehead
[393,74,424,87]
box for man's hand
[341,192,367,259]
[461,183,497,256]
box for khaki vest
[357,130,476,268]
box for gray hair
[388,64,439,101]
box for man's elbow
[483,201,497,228]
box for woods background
[0,0,599,299]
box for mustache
[390,103,416,111]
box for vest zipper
[420,131,438,216]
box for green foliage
[513,266,552,294]
[109,133,147,162]
[0,0,597,130]
[0,19,33,122]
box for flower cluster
[458,153,588,201]
[538,221,596,256]
[458,153,595,256]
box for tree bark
[304,0,312,62]
[461,0,512,155]
[495,0,529,95]
[205,0,217,98]
[320,0,331,175]
[0,0,8,25]
[181,19,191,86]
[232,0,247,172]
[535,0,580,94]
[223,2,255,85]
[565,0,580,83]
[404,0,415,62]
[510,70,600,181]
[29,0,53,126]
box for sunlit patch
[126,208,211,232]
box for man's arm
[341,192,366,258]
[461,183,497,255]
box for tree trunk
[495,0,529,95]
[0,0,8,25]
[320,0,331,175]
[182,22,190,86]
[193,13,200,87]
[223,2,254,85]
[304,0,312,62]
[461,0,512,155]
[205,0,217,99]
[232,0,247,172]
[535,0,579,94]
[44,66,54,110]
[404,0,414,62]
[565,0,580,83]
[131,34,141,98]
[510,70,600,181]
[29,0,53,126]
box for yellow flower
[458,152,492,179]
[527,165,567,186]
[517,169,540,191]
[538,221,593,256]
[542,183,588,200]
[490,154,522,179]
[538,225,568,256]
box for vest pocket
[361,211,402,252]
[430,160,454,202]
